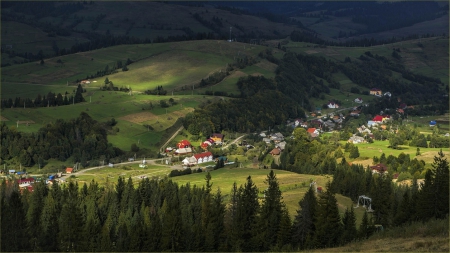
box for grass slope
[311,217,449,252]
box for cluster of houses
[162,134,228,168]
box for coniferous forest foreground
[1,151,448,252]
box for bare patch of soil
[119,112,158,123]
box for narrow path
[222,134,246,149]
[160,125,184,152]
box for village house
[263,137,271,144]
[270,148,281,156]
[370,163,388,174]
[370,88,382,96]
[384,92,392,97]
[276,141,286,151]
[354,98,363,103]
[327,101,339,109]
[194,152,214,164]
[210,133,224,144]
[350,110,360,117]
[348,134,365,144]
[307,128,320,138]
[367,120,378,127]
[66,167,73,174]
[260,132,267,137]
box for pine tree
[1,189,30,251]
[341,206,358,244]
[291,186,317,250]
[417,150,449,220]
[313,181,343,248]
[359,211,370,240]
[257,170,284,251]
[58,182,82,252]
[26,180,48,250]
[39,190,59,251]
[393,190,411,226]
[233,176,259,252]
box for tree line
[0,112,123,168]
[0,84,85,109]
[2,151,448,252]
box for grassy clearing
[344,140,450,168]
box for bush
[397,172,412,182]
[169,168,192,177]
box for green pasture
[1,40,266,99]
[0,92,209,151]
[344,140,450,167]
[207,76,241,95]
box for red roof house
[17,178,34,184]
[270,148,281,156]
[66,167,73,174]
[194,152,213,164]
[373,115,383,122]
[370,163,388,174]
[177,140,192,149]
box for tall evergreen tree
[341,206,358,244]
[234,176,259,252]
[313,181,343,248]
[291,186,317,250]
[256,170,285,251]
[39,190,59,251]
[1,188,30,251]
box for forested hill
[183,46,447,135]
[0,112,123,168]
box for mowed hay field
[1,40,266,98]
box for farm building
[430,121,437,127]
[66,167,73,174]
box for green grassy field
[1,40,266,98]
[343,140,450,169]
[68,164,172,186]
[172,167,366,222]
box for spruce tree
[257,170,284,251]
[234,176,259,252]
[291,185,317,250]
[39,190,59,251]
[313,181,343,248]
[1,189,29,251]
[341,206,357,244]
